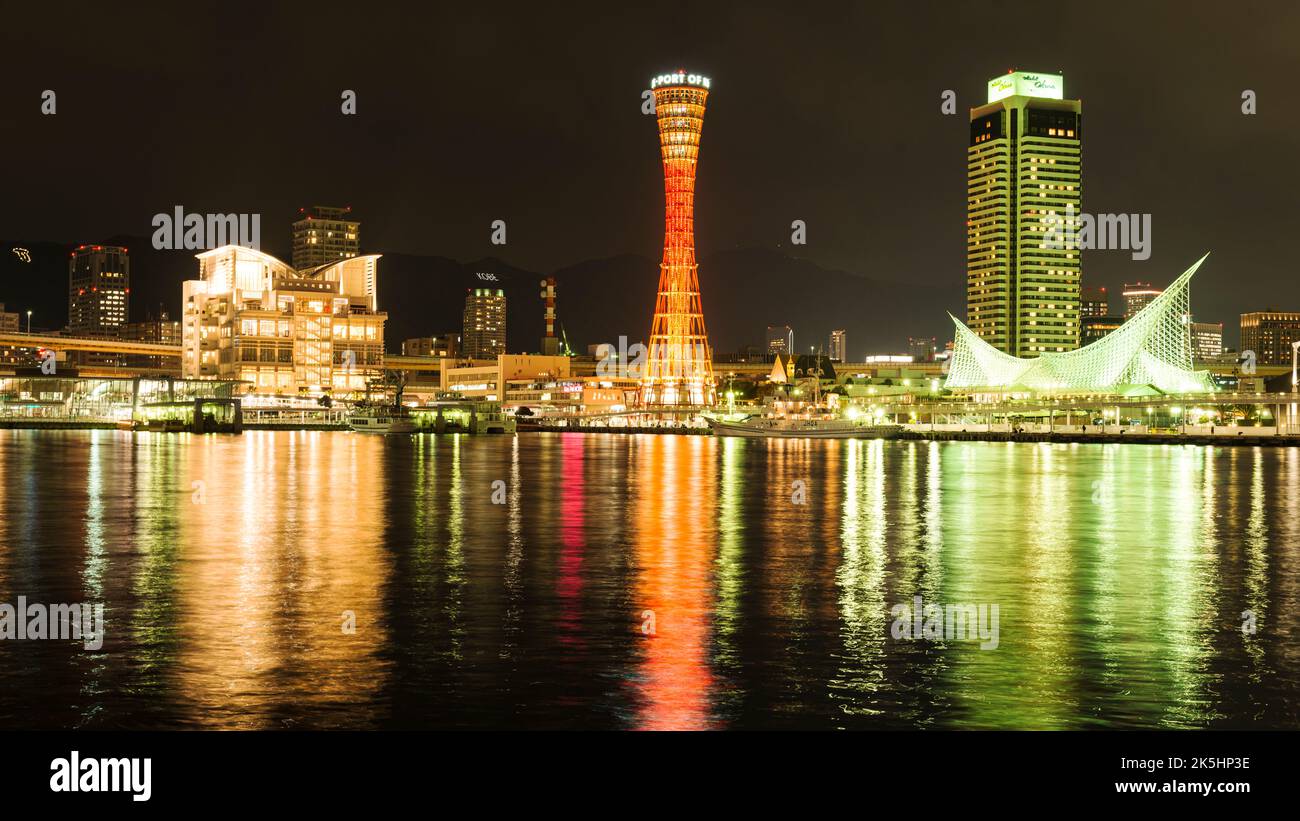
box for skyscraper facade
[462,287,506,360]
[1189,320,1223,362]
[1122,282,1162,319]
[829,329,846,361]
[766,325,793,357]
[292,206,360,269]
[1080,285,1109,318]
[68,245,129,336]
[642,70,716,406]
[1241,311,1300,366]
[967,71,1081,357]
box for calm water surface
[1,429,1298,729]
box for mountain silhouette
[1,239,957,357]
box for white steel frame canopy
[945,254,1217,395]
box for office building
[1081,315,1123,343]
[463,288,506,360]
[766,325,793,357]
[967,71,1081,357]
[1189,321,1223,362]
[829,329,846,361]
[68,245,130,366]
[403,334,460,359]
[1080,285,1109,318]
[1240,311,1300,366]
[1123,282,1162,319]
[291,206,360,269]
[68,245,129,335]
[123,313,182,370]
[908,336,937,362]
[0,303,19,333]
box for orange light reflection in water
[632,435,718,730]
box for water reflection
[0,431,1297,729]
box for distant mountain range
[0,239,959,357]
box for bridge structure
[0,332,449,375]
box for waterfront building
[1123,282,1162,319]
[642,70,716,406]
[181,245,385,396]
[291,206,360,269]
[441,354,572,401]
[1240,311,1300,366]
[1189,320,1223,362]
[766,326,793,357]
[462,288,506,359]
[946,255,1215,395]
[1081,285,1109,318]
[967,71,1081,357]
[829,329,846,361]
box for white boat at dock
[348,406,418,434]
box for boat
[707,415,903,439]
[348,405,418,434]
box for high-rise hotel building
[182,246,385,395]
[967,71,1081,357]
[291,206,360,269]
[462,287,506,360]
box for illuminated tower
[642,70,716,407]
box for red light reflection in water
[557,434,585,643]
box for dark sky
[2,1,1297,346]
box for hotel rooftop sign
[987,71,1063,103]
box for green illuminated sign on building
[987,71,1064,103]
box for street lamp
[26,310,32,333]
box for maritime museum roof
[944,255,1217,396]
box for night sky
[2,1,1297,347]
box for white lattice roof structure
[945,254,1217,395]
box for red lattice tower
[642,70,716,407]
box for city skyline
[3,4,1298,357]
